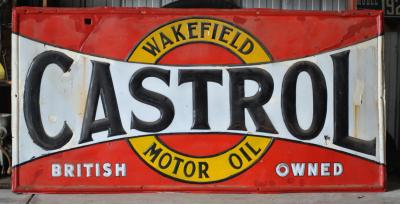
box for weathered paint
[12,7,385,193]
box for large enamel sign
[12,7,385,193]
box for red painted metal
[13,7,382,62]
[14,138,385,193]
[12,7,384,193]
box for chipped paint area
[349,44,379,142]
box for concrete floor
[0,175,399,204]
[0,189,399,204]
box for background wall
[46,0,348,10]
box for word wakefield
[24,48,373,156]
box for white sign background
[12,35,385,166]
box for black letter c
[24,51,74,150]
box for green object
[0,63,5,80]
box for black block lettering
[130,67,174,132]
[24,51,74,150]
[332,50,376,155]
[228,68,277,133]
[178,69,222,129]
[281,61,327,140]
[80,61,126,144]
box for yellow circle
[127,17,274,183]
